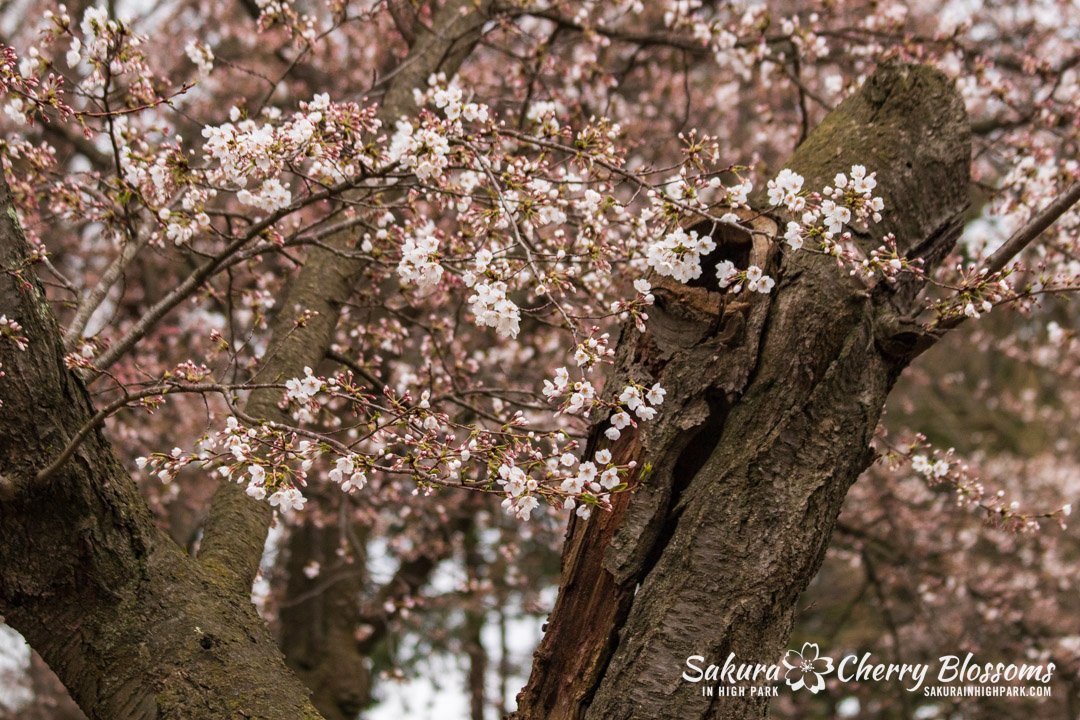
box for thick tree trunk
[275,490,479,717]
[0,3,494,718]
[198,0,496,609]
[278,497,371,720]
[0,39,968,719]
[201,3,496,711]
[464,522,489,720]
[515,62,970,720]
[0,180,324,719]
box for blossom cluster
[468,281,522,339]
[928,264,1013,322]
[0,314,28,351]
[646,226,716,283]
[604,382,667,440]
[716,262,774,294]
[129,364,650,524]
[0,314,27,409]
[882,436,1075,532]
[771,165,885,255]
[397,222,444,293]
[110,90,898,524]
[4,0,1071,546]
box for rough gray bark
[0,2,496,717]
[515,62,971,720]
[0,36,969,720]
[0,178,324,720]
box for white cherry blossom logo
[783,643,834,694]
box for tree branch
[515,61,971,720]
[34,381,283,483]
[0,169,326,720]
[984,180,1080,275]
[913,180,1080,346]
[196,0,498,597]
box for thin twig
[984,180,1080,275]
[35,381,283,482]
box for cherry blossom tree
[0,0,1077,718]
